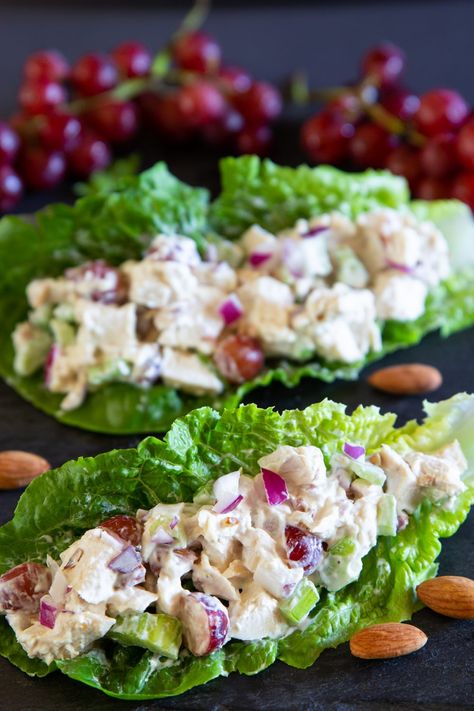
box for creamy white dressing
[2,438,467,665]
[13,208,450,409]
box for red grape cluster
[0,32,281,213]
[301,43,474,209]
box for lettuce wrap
[0,393,472,699]
[1,157,473,434]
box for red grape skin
[218,65,252,94]
[71,53,118,97]
[285,525,323,575]
[180,592,229,656]
[456,118,474,171]
[235,124,272,155]
[301,112,354,164]
[452,172,474,209]
[173,31,221,73]
[147,92,193,141]
[380,87,420,121]
[0,562,51,612]
[177,82,226,128]
[100,515,142,547]
[23,50,69,82]
[19,80,66,116]
[325,93,361,123]
[414,89,469,138]
[385,145,422,187]
[112,41,151,78]
[0,122,20,165]
[415,176,452,201]
[20,147,66,190]
[67,132,111,177]
[38,111,82,151]
[86,99,139,143]
[349,122,398,169]
[361,43,405,87]
[233,82,282,125]
[0,165,23,212]
[201,109,243,146]
[214,335,265,383]
[420,134,458,178]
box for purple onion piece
[150,527,174,545]
[249,251,272,267]
[213,493,244,515]
[386,259,414,274]
[39,596,58,629]
[343,442,366,460]
[302,225,329,238]
[169,515,179,530]
[108,545,142,573]
[261,468,289,506]
[219,295,243,326]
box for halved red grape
[19,79,66,116]
[201,108,243,146]
[414,89,468,138]
[38,111,82,151]
[19,147,66,190]
[65,259,127,303]
[361,42,405,88]
[233,81,282,125]
[24,50,69,82]
[415,176,452,200]
[180,592,229,656]
[147,92,192,141]
[452,172,474,209]
[456,118,474,171]
[301,112,354,164]
[71,53,118,97]
[420,133,458,178]
[85,99,139,143]
[67,132,111,177]
[285,525,323,575]
[324,93,361,122]
[0,122,20,165]
[214,335,264,383]
[218,65,252,94]
[385,144,422,187]
[349,122,398,168]
[173,31,221,74]
[0,562,51,612]
[0,165,23,212]
[112,41,151,78]
[100,515,142,547]
[380,87,420,121]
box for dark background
[0,2,473,709]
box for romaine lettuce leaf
[0,395,472,698]
[0,159,473,434]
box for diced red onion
[213,493,243,515]
[151,527,174,545]
[249,251,272,267]
[261,468,289,506]
[169,515,179,530]
[39,595,58,629]
[108,545,142,573]
[281,239,304,278]
[119,564,146,588]
[219,295,243,325]
[44,344,60,387]
[213,470,240,501]
[386,259,414,274]
[343,442,365,460]
[302,225,329,238]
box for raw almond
[350,622,427,659]
[417,576,474,619]
[367,363,442,395]
[0,450,50,489]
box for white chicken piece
[239,528,303,599]
[228,583,290,641]
[156,550,195,616]
[258,445,326,488]
[192,552,239,601]
[373,270,428,321]
[373,445,420,514]
[73,301,138,364]
[293,283,381,363]
[160,348,223,396]
[146,234,201,266]
[27,278,73,308]
[404,441,467,503]
[107,587,157,617]
[123,260,198,309]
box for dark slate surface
[1,2,474,708]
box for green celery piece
[108,612,182,660]
[349,459,386,486]
[87,359,131,387]
[279,579,320,625]
[50,319,75,348]
[13,325,51,377]
[377,494,398,536]
[329,536,356,557]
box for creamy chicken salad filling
[0,438,466,665]
[13,208,450,410]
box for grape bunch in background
[300,43,474,208]
[0,26,281,213]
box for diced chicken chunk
[258,445,326,488]
[107,586,157,616]
[192,552,239,601]
[404,441,467,503]
[123,260,198,309]
[373,271,428,321]
[161,348,223,396]
[228,583,290,640]
[146,234,201,266]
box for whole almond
[350,622,427,659]
[0,450,50,489]
[417,576,474,619]
[367,363,442,395]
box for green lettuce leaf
[0,395,472,698]
[0,160,473,434]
